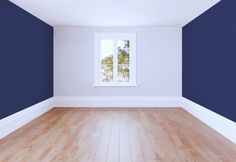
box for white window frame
[94,33,137,86]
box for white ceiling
[9,0,220,27]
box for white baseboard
[1,96,235,145]
[181,97,236,144]
[0,97,54,139]
[53,96,182,108]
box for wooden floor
[0,108,236,162]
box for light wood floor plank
[119,111,133,162]
[127,110,146,162]
[93,111,113,162]
[106,112,120,162]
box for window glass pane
[117,40,130,82]
[100,39,114,82]
[118,64,129,82]
[118,40,130,65]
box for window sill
[93,83,138,87]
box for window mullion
[113,39,118,83]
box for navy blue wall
[0,1,53,119]
[183,0,236,122]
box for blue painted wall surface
[0,1,53,119]
[183,0,236,122]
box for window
[94,33,137,86]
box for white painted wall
[54,27,182,97]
